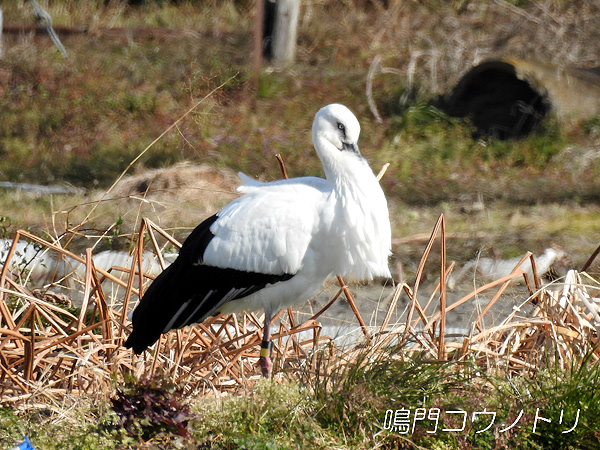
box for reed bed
[0,219,328,402]
[0,212,598,406]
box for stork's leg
[259,309,273,378]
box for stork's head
[312,104,362,162]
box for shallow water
[292,279,543,347]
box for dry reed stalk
[423,269,529,334]
[336,275,371,341]
[581,242,600,272]
[322,220,600,383]
[460,270,599,372]
[2,201,598,404]
[400,214,451,349]
[378,281,406,336]
[438,216,447,360]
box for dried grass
[105,162,240,220]
[0,1,598,416]
[0,213,598,405]
[0,217,365,402]
[346,215,600,378]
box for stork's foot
[259,340,273,378]
[259,355,273,378]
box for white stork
[124,104,392,378]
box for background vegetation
[0,0,599,448]
[1,0,600,269]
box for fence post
[0,8,3,58]
[272,0,300,65]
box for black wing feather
[124,214,294,354]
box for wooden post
[272,0,300,65]
[253,0,265,83]
[0,8,3,58]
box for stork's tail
[124,262,181,354]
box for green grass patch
[1,350,598,449]
[2,0,598,209]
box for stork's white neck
[313,135,391,280]
[314,135,371,190]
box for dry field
[1,1,600,448]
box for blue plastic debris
[8,436,35,450]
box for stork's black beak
[342,142,361,155]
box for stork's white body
[215,168,391,316]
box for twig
[376,163,390,181]
[337,275,371,341]
[492,0,541,24]
[275,153,289,179]
[581,242,600,273]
